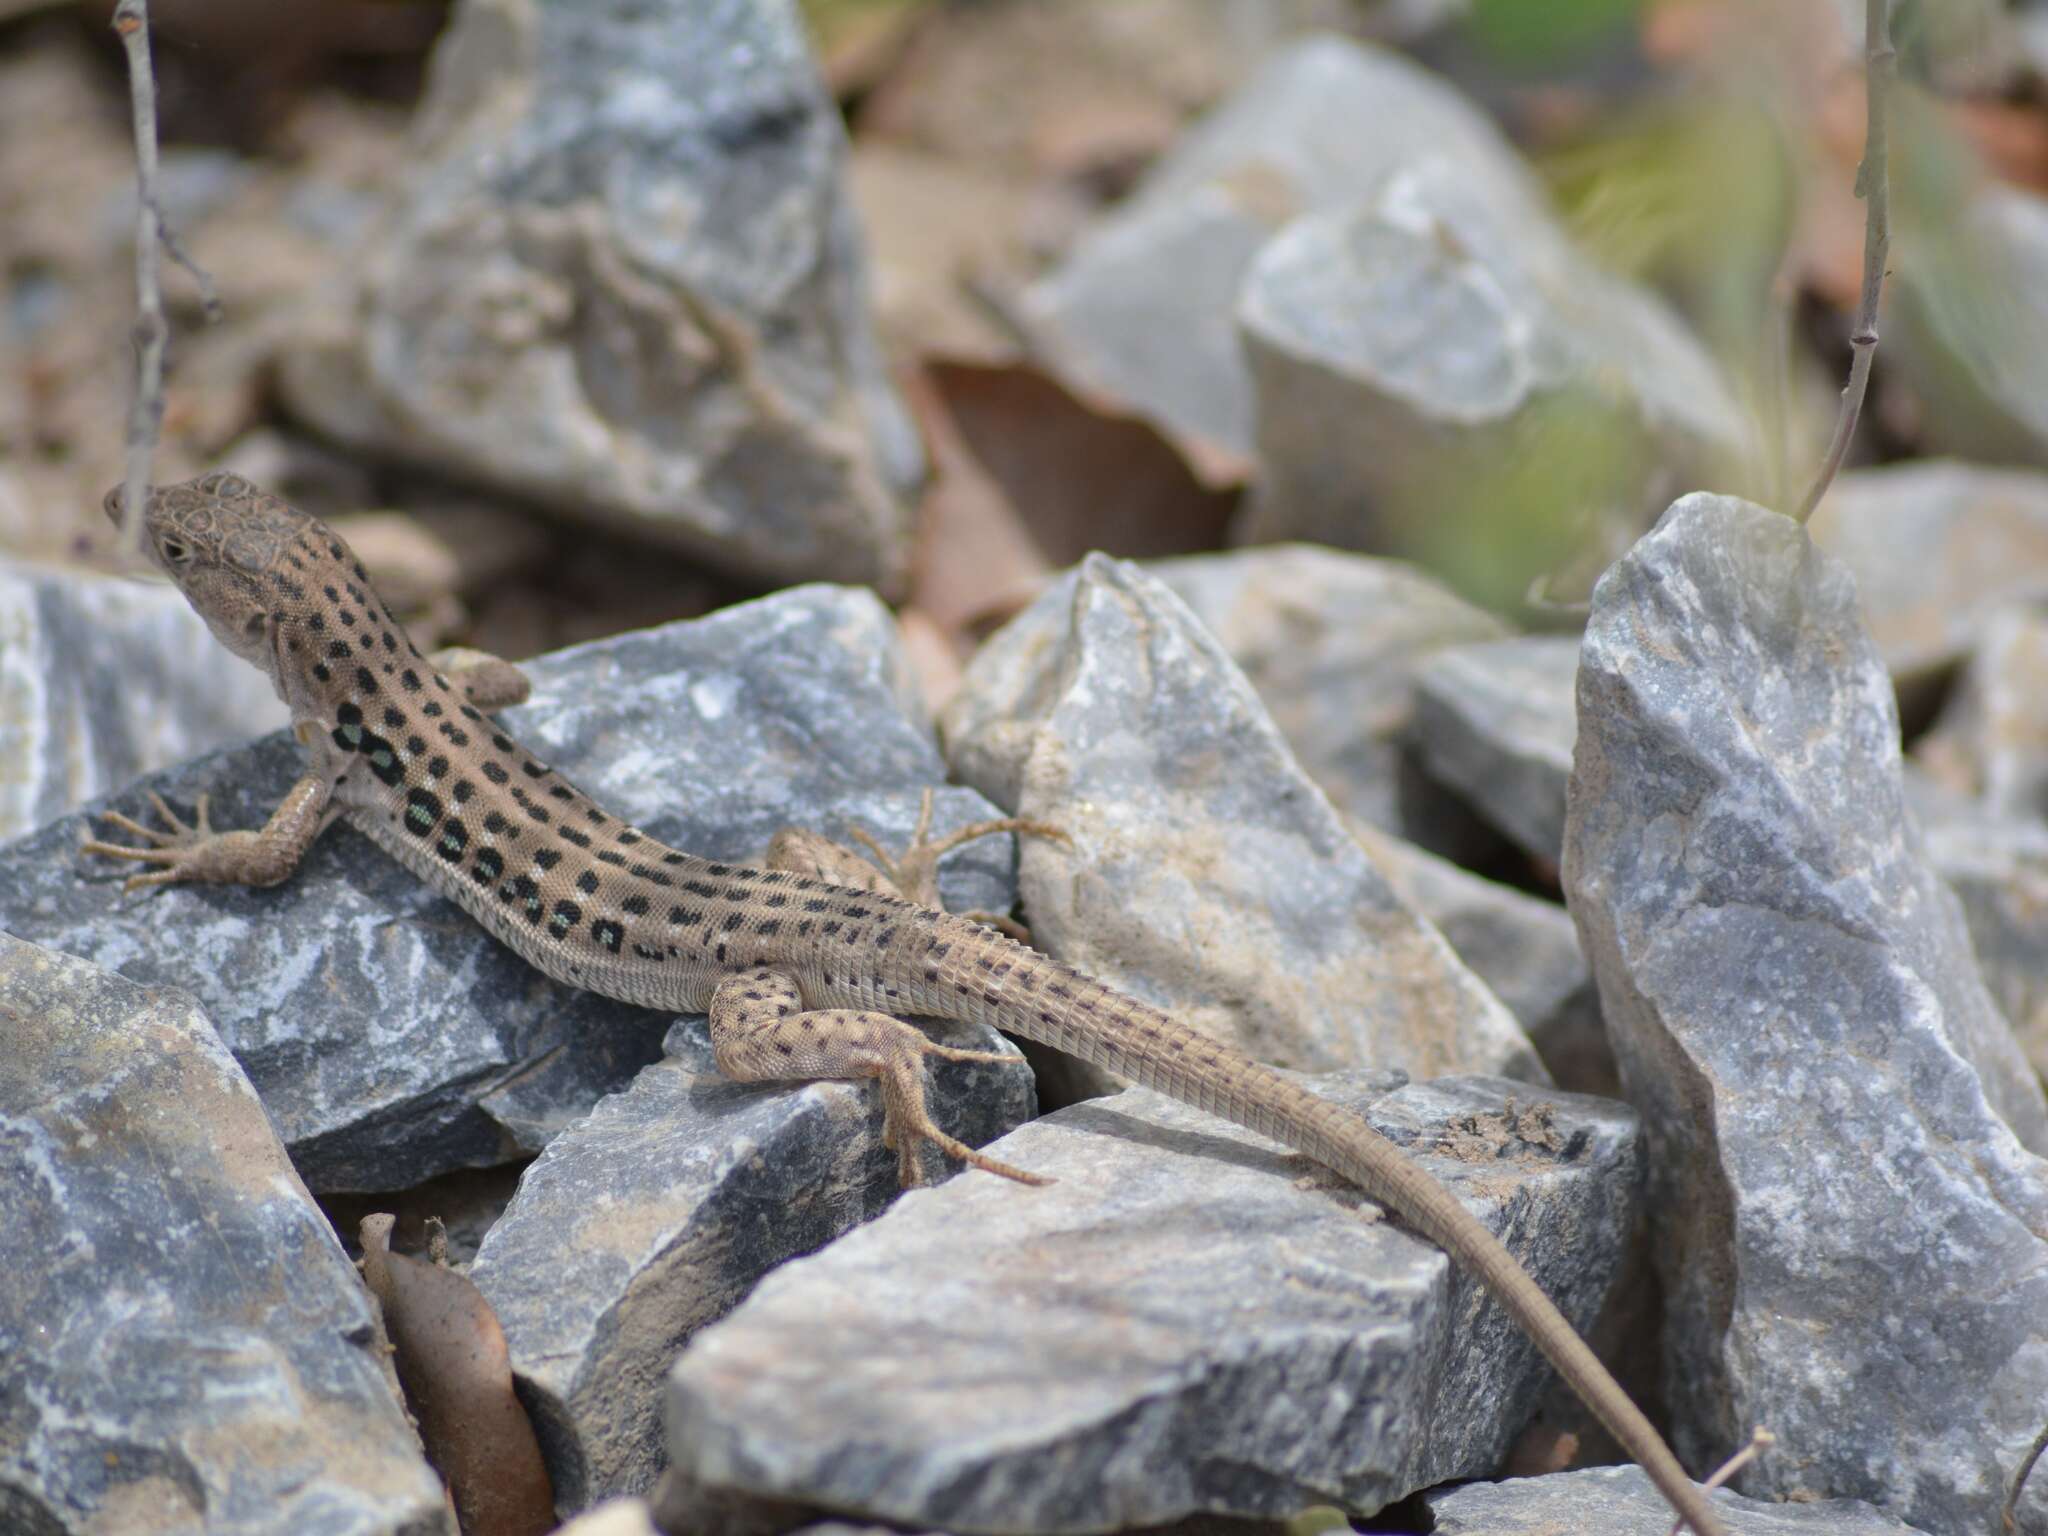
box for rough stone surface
[1356,822,1610,1096]
[1915,604,2048,820]
[1016,34,1543,464]
[1236,159,1747,569]
[0,587,1020,1192]
[941,554,1544,1093]
[548,1499,662,1536]
[1808,461,2048,699]
[1563,492,2048,1534]
[278,0,921,591]
[1424,1465,1933,1535]
[1411,636,1580,866]
[668,1070,1642,1533]
[0,933,448,1536]
[1148,543,1510,857]
[1905,769,2048,1090]
[470,1013,1035,1511]
[0,560,287,842]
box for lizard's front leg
[709,965,1047,1188]
[80,765,338,892]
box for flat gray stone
[0,934,447,1536]
[0,587,1019,1192]
[1915,605,2048,820]
[1808,461,2048,698]
[1016,34,1543,464]
[1411,636,1580,865]
[1148,543,1509,857]
[0,560,287,842]
[1356,822,1610,1096]
[941,554,1544,1092]
[1563,492,2048,1534]
[278,0,920,591]
[1424,1465,1933,1535]
[1235,159,1747,582]
[667,1070,1641,1532]
[469,1013,1035,1510]
[1905,769,2048,1092]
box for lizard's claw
[80,792,218,891]
[851,788,1070,912]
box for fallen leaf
[358,1214,555,1536]
[925,359,1241,566]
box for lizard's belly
[344,804,721,1013]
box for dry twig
[2005,1416,2048,1534]
[1795,0,1894,522]
[1666,1426,1774,1536]
[110,0,221,551]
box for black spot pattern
[405,788,442,836]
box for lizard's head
[103,471,317,678]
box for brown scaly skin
[85,473,1730,1536]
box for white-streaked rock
[668,1070,1641,1532]
[1564,491,2048,1534]
[942,554,1546,1092]
[0,933,447,1535]
[0,559,286,842]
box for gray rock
[1236,160,1748,584]
[1563,491,2048,1534]
[1148,543,1510,856]
[469,1013,1035,1510]
[941,554,1545,1092]
[667,1070,1642,1532]
[1,587,1020,1192]
[1411,636,1580,866]
[1807,461,2048,700]
[0,933,448,1536]
[0,560,287,842]
[1016,34,1544,464]
[278,0,920,592]
[1355,822,1610,1096]
[1424,1465,1933,1535]
[549,1499,663,1536]
[1904,770,2048,1091]
[1914,605,2048,820]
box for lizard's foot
[767,789,1065,934]
[427,646,531,712]
[709,967,1048,1189]
[847,787,1068,909]
[80,792,245,891]
[876,1027,1052,1189]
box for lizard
[82,472,1729,1536]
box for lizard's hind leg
[708,966,1047,1189]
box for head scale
[103,471,318,689]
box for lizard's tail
[981,941,1728,1536]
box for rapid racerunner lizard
[83,473,1728,1536]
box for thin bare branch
[112,0,164,550]
[2006,1416,2048,1534]
[1796,0,1893,523]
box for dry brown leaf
[1951,99,2048,198]
[900,363,1051,649]
[358,1214,555,1536]
[925,359,1240,568]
